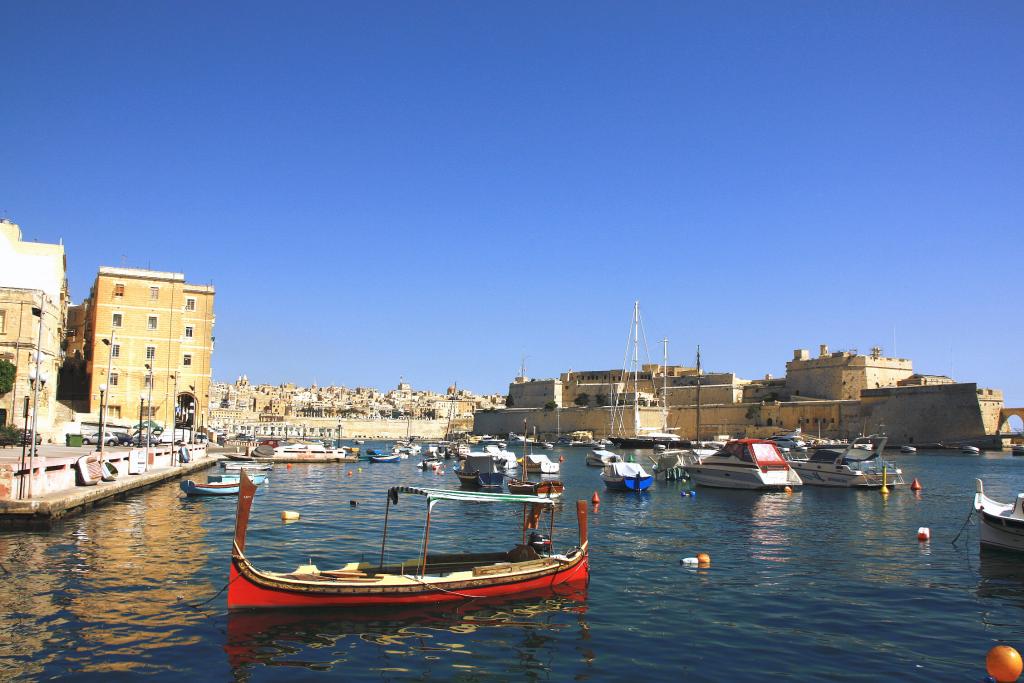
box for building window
[109,405,121,419]
[110,372,119,386]
[183,354,192,366]
[185,298,196,311]
[149,286,159,301]
[114,283,125,297]
[147,316,158,330]
[111,344,120,358]
[112,313,123,328]
[0,310,5,334]
[146,346,156,360]
[184,326,194,338]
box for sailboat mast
[695,345,702,443]
[632,301,640,438]
[661,337,669,433]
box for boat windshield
[749,442,787,468]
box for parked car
[82,431,118,446]
[113,432,134,446]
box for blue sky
[2,2,1022,402]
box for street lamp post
[138,394,145,445]
[100,332,116,463]
[26,359,48,499]
[98,383,107,461]
[144,363,154,453]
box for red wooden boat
[228,472,589,610]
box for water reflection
[224,586,589,676]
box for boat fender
[910,478,922,491]
[917,527,930,542]
[281,510,300,522]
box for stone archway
[998,408,1024,434]
[176,393,197,430]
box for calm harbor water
[2,444,1023,681]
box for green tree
[543,401,557,411]
[0,359,14,395]
[573,393,590,407]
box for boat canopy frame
[379,486,559,578]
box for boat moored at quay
[974,479,1024,553]
[790,435,905,488]
[227,473,590,609]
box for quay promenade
[0,443,217,528]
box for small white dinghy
[962,445,981,455]
[975,479,1024,552]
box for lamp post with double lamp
[26,358,48,499]
[99,333,116,463]
[144,363,154,452]
[98,383,107,461]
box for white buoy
[282,510,300,522]
[681,557,699,566]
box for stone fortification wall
[859,383,995,445]
[665,384,742,407]
[785,347,913,400]
[476,380,1002,445]
[507,379,562,409]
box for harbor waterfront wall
[474,383,1004,446]
[238,417,466,440]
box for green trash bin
[66,434,84,447]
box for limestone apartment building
[0,220,68,436]
[74,267,215,436]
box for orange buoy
[287,463,292,469]
[696,552,711,566]
[784,486,793,495]
[987,645,1023,683]
[559,455,565,462]
[917,527,930,541]
[591,491,600,504]
[347,470,353,477]
[911,478,922,491]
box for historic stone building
[0,219,68,439]
[71,267,215,434]
[477,343,1009,447]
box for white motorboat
[686,439,803,490]
[790,435,905,488]
[769,430,808,453]
[483,444,519,471]
[522,452,560,474]
[274,441,329,456]
[586,449,624,467]
[962,445,981,455]
[975,479,1024,552]
[900,445,917,454]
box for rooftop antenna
[121,254,128,267]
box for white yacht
[686,439,803,490]
[790,435,905,488]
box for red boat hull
[228,553,588,610]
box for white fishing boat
[686,439,803,490]
[586,449,623,467]
[962,445,981,455]
[975,479,1024,552]
[790,435,904,488]
[523,452,560,474]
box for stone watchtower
[785,345,913,400]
